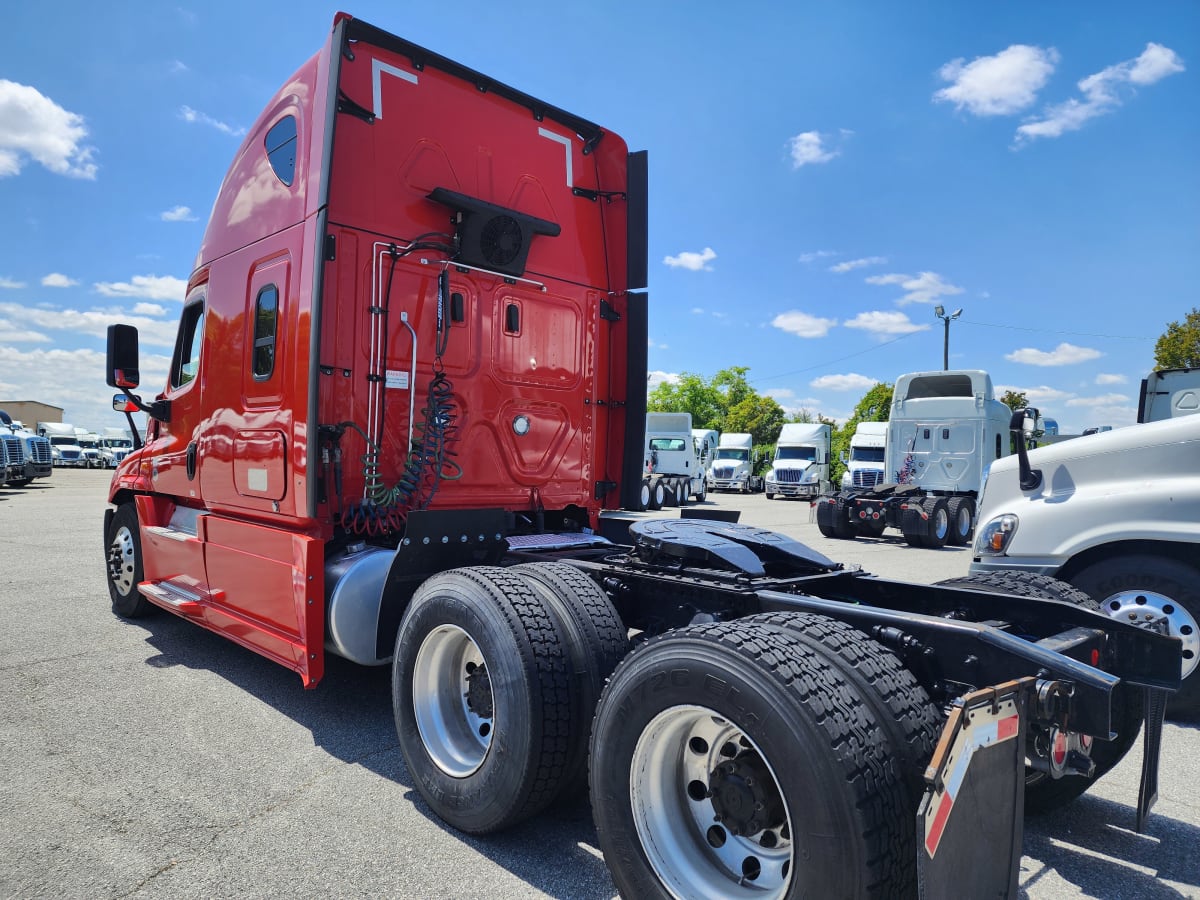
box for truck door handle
[186,441,198,481]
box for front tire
[1069,555,1200,720]
[936,571,1143,812]
[393,567,575,834]
[105,504,152,618]
[591,621,913,899]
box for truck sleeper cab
[101,14,1180,900]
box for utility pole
[934,305,962,370]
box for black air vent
[428,187,560,277]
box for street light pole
[933,305,963,370]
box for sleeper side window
[265,115,297,186]
[171,301,205,389]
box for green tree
[712,366,754,410]
[725,394,787,449]
[646,372,724,429]
[830,382,894,488]
[999,389,1029,411]
[1154,307,1200,368]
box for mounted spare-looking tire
[590,620,915,899]
[936,571,1144,813]
[392,566,575,834]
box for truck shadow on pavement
[1021,794,1200,897]
[134,611,615,899]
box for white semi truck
[817,370,1012,547]
[971,410,1200,719]
[840,420,888,489]
[38,422,89,468]
[708,431,763,493]
[765,422,830,500]
[1138,367,1200,422]
[643,412,707,505]
[691,428,719,486]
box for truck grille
[852,469,884,488]
[1,435,25,464]
[712,465,735,478]
[60,449,81,461]
[774,468,804,484]
[29,438,52,464]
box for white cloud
[663,247,716,271]
[169,60,189,75]
[647,370,679,391]
[41,273,79,288]
[0,344,171,427]
[0,301,180,348]
[1005,342,1103,366]
[0,317,50,343]
[1096,373,1128,385]
[788,131,837,168]
[690,307,705,315]
[1016,43,1185,145]
[843,310,931,336]
[0,79,98,179]
[0,277,27,289]
[865,271,964,306]
[810,373,877,392]
[997,384,1074,404]
[771,310,838,339]
[830,257,886,274]
[93,274,188,302]
[1066,393,1130,407]
[935,45,1059,116]
[132,302,167,316]
[160,205,198,222]
[798,250,837,264]
[179,105,246,137]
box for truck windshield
[715,449,748,461]
[776,446,816,461]
[850,447,886,463]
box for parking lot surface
[2,471,1197,898]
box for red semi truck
[104,14,1180,898]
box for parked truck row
[99,14,1184,897]
[0,411,53,487]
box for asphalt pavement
[1,470,1196,898]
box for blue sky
[1,2,1196,435]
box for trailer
[101,15,1179,898]
[818,370,1010,547]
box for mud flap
[917,679,1034,899]
[1137,686,1169,832]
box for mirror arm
[121,388,172,425]
[1008,409,1042,492]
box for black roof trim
[342,17,605,147]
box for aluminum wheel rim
[412,624,492,777]
[107,525,136,597]
[932,506,949,541]
[1101,589,1199,680]
[953,505,971,539]
[630,705,793,900]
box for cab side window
[253,285,278,379]
[171,302,205,389]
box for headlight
[974,514,1018,556]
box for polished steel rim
[107,525,136,597]
[1102,589,1199,680]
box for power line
[754,331,920,383]
[959,319,1154,341]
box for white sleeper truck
[971,409,1200,719]
[1139,367,1200,423]
[817,370,1011,547]
[691,428,719,487]
[841,420,888,489]
[709,431,762,493]
[765,422,830,500]
[38,422,88,468]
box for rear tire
[591,621,914,898]
[936,571,1143,812]
[648,478,665,510]
[509,562,629,795]
[923,497,950,549]
[946,497,975,546]
[393,567,575,833]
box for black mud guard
[917,678,1034,899]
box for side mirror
[106,324,140,389]
[1008,408,1043,492]
[113,394,140,413]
